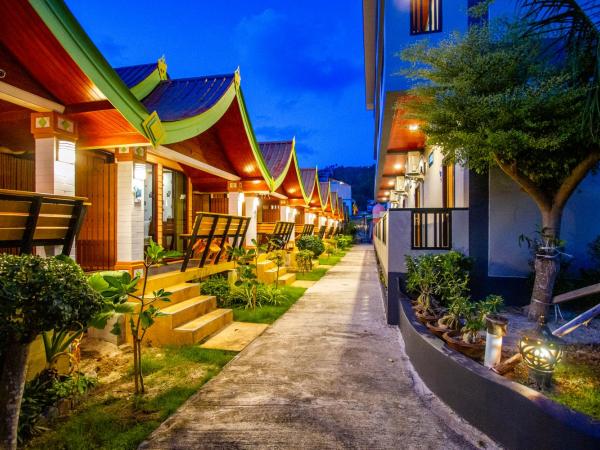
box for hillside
[327,165,375,211]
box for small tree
[268,250,286,288]
[92,240,179,394]
[0,254,103,450]
[401,22,600,320]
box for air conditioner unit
[394,175,407,193]
[406,150,425,180]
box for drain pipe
[484,315,508,368]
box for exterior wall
[373,209,469,275]
[488,166,600,276]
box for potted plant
[427,295,468,337]
[443,295,504,360]
[405,254,440,323]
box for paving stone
[140,245,480,449]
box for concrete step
[173,309,234,346]
[159,296,217,328]
[142,282,200,307]
[143,268,201,293]
[200,322,269,352]
[278,273,296,286]
[257,260,275,276]
[261,266,287,284]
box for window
[410,0,442,35]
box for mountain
[327,165,375,212]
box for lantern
[518,315,563,389]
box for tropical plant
[200,276,231,307]
[434,252,471,306]
[405,254,438,314]
[460,295,504,344]
[401,18,600,320]
[91,239,180,395]
[437,296,470,331]
[295,250,314,273]
[256,284,288,306]
[268,250,286,288]
[0,254,103,450]
[41,329,83,372]
[297,235,325,258]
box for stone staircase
[256,256,296,286]
[140,270,233,347]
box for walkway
[140,245,477,449]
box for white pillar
[35,137,76,257]
[116,161,144,266]
[228,191,244,216]
[245,195,259,245]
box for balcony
[373,208,469,278]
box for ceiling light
[394,163,402,170]
[408,124,420,132]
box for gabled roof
[259,140,294,182]
[300,168,316,198]
[143,75,234,122]
[319,181,331,211]
[115,63,157,88]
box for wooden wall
[0,153,34,190]
[75,150,117,271]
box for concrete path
[140,245,478,449]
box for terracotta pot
[442,331,486,360]
[415,310,438,324]
[426,321,451,338]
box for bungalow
[363,0,600,323]
[0,0,347,278]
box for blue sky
[67,1,374,168]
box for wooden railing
[411,208,452,250]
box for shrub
[434,251,471,307]
[334,235,353,250]
[297,235,325,258]
[0,254,103,449]
[200,276,231,307]
[257,284,288,306]
[295,250,314,273]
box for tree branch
[493,154,552,211]
[553,150,600,211]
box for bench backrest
[266,221,295,252]
[318,225,326,239]
[181,212,250,271]
[0,189,88,255]
[299,224,314,238]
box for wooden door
[76,150,117,271]
[442,164,455,208]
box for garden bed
[398,294,600,449]
[24,339,236,449]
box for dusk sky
[66,1,375,169]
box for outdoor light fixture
[518,315,563,389]
[57,140,76,164]
[394,163,402,170]
[408,123,420,131]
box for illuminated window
[410,0,442,35]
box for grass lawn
[232,285,306,324]
[296,267,328,281]
[26,346,236,450]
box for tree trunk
[528,210,562,321]
[0,341,31,450]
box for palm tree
[519,1,600,138]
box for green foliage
[434,251,471,306]
[90,239,181,394]
[295,250,314,273]
[297,235,325,257]
[0,254,104,344]
[405,254,438,314]
[333,234,353,250]
[267,249,287,288]
[18,370,96,443]
[232,286,307,324]
[400,20,596,204]
[41,329,83,370]
[200,276,231,307]
[256,284,288,306]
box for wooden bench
[257,221,295,251]
[0,189,89,255]
[180,212,250,272]
[296,223,314,239]
[317,225,327,239]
